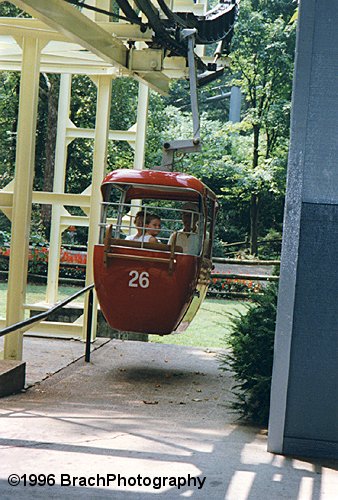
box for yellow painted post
[82,74,113,340]
[195,0,207,57]
[4,36,42,360]
[133,82,149,171]
[46,73,72,305]
[84,0,111,21]
[129,82,149,220]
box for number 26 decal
[128,270,150,288]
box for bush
[208,277,262,298]
[219,282,278,425]
[0,230,11,246]
[0,240,86,282]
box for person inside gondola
[169,202,200,255]
[144,214,161,243]
[125,210,144,241]
[126,211,161,243]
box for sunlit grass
[0,282,83,319]
[149,298,247,348]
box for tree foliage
[0,0,296,254]
[229,0,296,253]
[144,0,296,255]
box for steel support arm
[161,29,201,170]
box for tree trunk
[11,76,20,166]
[250,124,260,255]
[41,74,59,239]
[250,193,259,255]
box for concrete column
[268,0,338,459]
[4,36,42,360]
[229,86,241,123]
[82,74,112,340]
[46,73,72,305]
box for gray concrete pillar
[229,86,241,123]
[268,0,338,459]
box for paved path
[0,339,337,499]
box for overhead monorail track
[65,0,239,81]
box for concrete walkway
[0,338,337,499]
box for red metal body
[94,169,217,335]
[94,245,199,334]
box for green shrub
[219,282,278,425]
[208,277,262,298]
[0,230,11,246]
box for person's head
[181,203,199,232]
[134,210,144,229]
[145,213,161,237]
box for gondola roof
[101,169,218,203]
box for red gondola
[93,169,218,335]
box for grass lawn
[149,299,247,349]
[0,282,84,319]
[0,282,247,349]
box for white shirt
[125,234,153,242]
[169,230,200,255]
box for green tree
[145,104,287,255]
[34,74,60,237]
[230,0,296,254]
[0,72,19,187]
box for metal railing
[100,200,201,242]
[212,257,280,266]
[209,257,280,298]
[0,284,94,363]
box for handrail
[0,284,95,363]
[212,257,280,266]
[211,273,279,282]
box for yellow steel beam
[0,18,67,41]
[83,74,112,340]
[0,18,153,43]
[33,192,92,207]
[4,36,42,361]
[97,22,153,41]
[0,54,119,75]
[0,318,83,338]
[67,127,136,143]
[29,321,83,337]
[9,0,178,92]
[0,190,92,208]
[0,192,12,207]
[46,73,71,305]
[60,215,89,227]
[11,0,127,67]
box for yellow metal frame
[0,0,209,360]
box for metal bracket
[160,29,201,171]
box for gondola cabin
[93,169,218,335]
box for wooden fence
[208,257,280,298]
